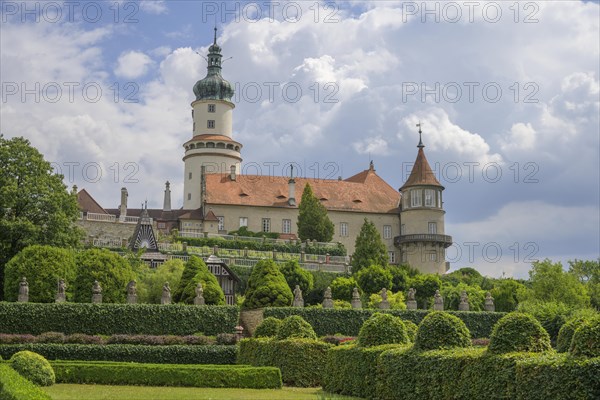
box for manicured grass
[44,384,363,400]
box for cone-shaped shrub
[276,315,317,340]
[254,317,283,338]
[569,316,600,358]
[414,311,471,351]
[177,256,224,305]
[488,313,551,354]
[357,313,409,347]
[243,259,293,309]
[10,350,55,386]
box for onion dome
[193,27,234,102]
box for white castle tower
[183,28,242,210]
[396,124,452,274]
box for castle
[77,30,452,274]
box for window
[429,252,437,262]
[282,219,291,234]
[189,172,192,180]
[383,225,392,239]
[217,216,224,231]
[340,222,348,237]
[262,218,271,233]
[411,189,422,207]
[388,251,396,264]
[207,120,215,129]
[401,224,406,235]
[425,189,435,207]
[208,104,216,113]
[158,222,166,229]
[187,193,191,200]
[437,191,442,208]
[239,217,248,227]
[401,252,408,263]
[428,222,437,234]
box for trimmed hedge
[0,303,239,335]
[276,316,317,340]
[10,351,55,386]
[51,360,282,389]
[263,307,505,338]
[238,338,333,387]
[414,312,471,351]
[254,317,282,338]
[323,344,405,398]
[488,313,551,354]
[570,317,600,358]
[357,313,409,347]
[0,344,237,364]
[557,317,588,353]
[0,364,52,400]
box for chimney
[163,181,172,212]
[288,165,296,206]
[119,188,128,221]
[230,165,236,181]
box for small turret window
[425,189,435,207]
[411,189,422,207]
[207,120,215,129]
[208,104,216,113]
[437,191,442,208]
[428,222,437,234]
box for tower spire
[213,26,217,45]
[416,122,424,148]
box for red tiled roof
[77,189,108,214]
[204,168,400,213]
[400,148,443,189]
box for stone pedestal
[55,294,66,303]
[92,294,102,303]
[351,297,362,309]
[433,302,444,311]
[406,300,418,310]
[161,293,171,305]
[322,298,333,308]
[18,294,28,302]
[194,295,205,305]
[458,302,469,311]
[379,300,390,309]
[127,294,138,304]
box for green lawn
[44,384,363,400]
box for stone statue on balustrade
[322,286,334,309]
[18,277,29,302]
[56,279,67,303]
[92,280,102,303]
[161,282,171,305]
[458,290,469,311]
[351,287,362,309]
[406,287,417,310]
[484,292,495,312]
[194,282,205,305]
[379,288,390,309]
[293,285,304,307]
[433,290,444,311]
[127,280,137,304]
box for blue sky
[1,1,599,278]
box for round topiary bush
[254,317,283,338]
[488,313,551,354]
[414,311,471,351]
[404,320,418,342]
[357,313,409,347]
[569,317,600,358]
[557,317,589,353]
[276,315,317,340]
[10,351,55,386]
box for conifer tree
[297,183,334,242]
[352,218,388,274]
[243,259,293,309]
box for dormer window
[208,104,216,113]
[207,120,215,129]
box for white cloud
[352,136,390,156]
[139,0,168,15]
[500,123,536,152]
[114,51,154,79]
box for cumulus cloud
[352,136,390,156]
[500,123,536,152]
[114,51,154,79]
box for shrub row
[0,363,52,400]
[0,303,239,335]
[263,308,505,338]
[238,338,333,387]
[51,360,282,389]
[324,347,600,400]
[0,333,217,346]
[324,344,403,398]
[175,236,347,256]
[0,344,237,365]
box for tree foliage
[73,248,136,303]
[356,264,393,295]
[279,260,314,294]
[243,259,293,309]
[490,279,527,312]
[0,136,82,300]
[3,245,77,302]
[137,259,185,304]
[351,219,388,274]
[330,276,359,302]
[408,274,442,309]
[175,256,224,305]
[296,183,334,242]
[441,282,486,311]
[488,313,551,354]
[357,313,409,347]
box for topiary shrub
[280,260,314,294]
[254,317,282,338]
[74,248,136,303]
[4,245,77,302]
[10,350,56,386]
[357,313,409,347]
[414,311,471,351]
[243,259,293,309]
[487,313,551,354]
[403,320,418,342]
[276,316,317,340]
[177,256,225,305]
[569,317,600,357]
[557,317,589,353]
[355,265,393,295]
